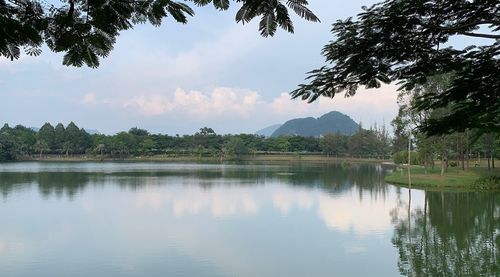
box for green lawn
[385,166,500,190]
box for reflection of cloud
[171,188,258,217]
[135,191,166,210]
[81,198,95,213]
[134,186,259,218]
[342,243,367,254]
[134,184,395,235]
[317,193,393,235]
[272,188,314,214]
[0,239,26,255]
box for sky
[0,0,400,135]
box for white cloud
[79,83,399,134]
[81,93,96,105]
[110,24,261,87]
[123,87,261,118]
[271,85,399,125]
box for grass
[385,165,500,190]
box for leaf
[286,1,320,22]
[213,0,230,11]
[259,12,277,37]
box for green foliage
[0,121,409,160]
[1,0,318,67]
[472,176,499,190]
[320,133,346,156]
[0,129,21,161]
[224,137,249,159]
[393,151,421,165]
[291,0,499,135]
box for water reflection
[0,162,388,199]
[0,163,392,236]
[391,189,500,276]
[0,162,498,276]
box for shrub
[393,151,421,165]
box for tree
[224,137,249,159]
[139,138,155,156]
[34,139,49,158]
[1,0,318,67]
[54,123,66,153]
[0,128,20,161]
[320,133,346,157]
[347,129,379,158]
[291,0,499,135]
[129,127,150,137]
[38,123,55,152]
[66,124,91,154]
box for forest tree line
[0,123,393,161]
[391,74,499,172]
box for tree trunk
[460,136,465,170]
[440,153,445,176]
[465,141,470,169]
[492,153,495,169]
[408,135,411,189]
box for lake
[0,162,498,276]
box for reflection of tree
[0,163,390,200]
[391,190,499,276]
[0,172,91,199]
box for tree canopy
[0,0,319,67]
[291,0,499,135]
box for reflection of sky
[130,183,410,236]
[0,173,420,276]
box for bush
[393,151,421,165]
[472,176,500,189]
[449,161,458,167]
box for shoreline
[384,166,499,190]
[17,154,392,164]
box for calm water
[0,162,498,277]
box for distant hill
[271,111,358,137]
[255,124,282,137]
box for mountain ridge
[271,111,358,137]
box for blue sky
[0,0,399,135]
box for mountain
[271,111,358,137]
[255,124,282,137]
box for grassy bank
[385,166,500,190]
[25,154,390,164]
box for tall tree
[54,123,66,153]
[320,132,346,157]
[37,123,55,152]
[291,0,499,135]
[1,0,318,67]
[0,127,20,161]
